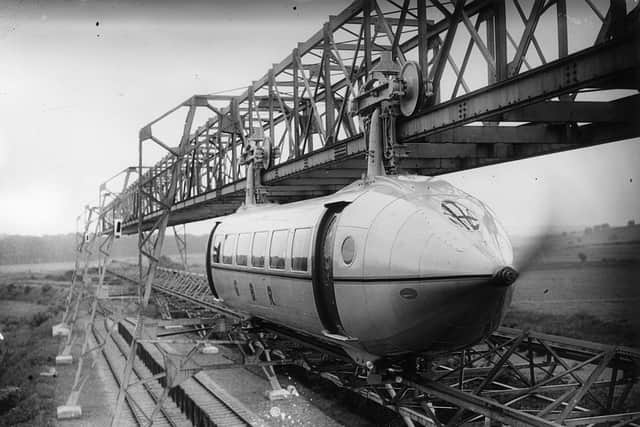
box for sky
[0,0,638,237]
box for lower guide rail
[93,318,189,426]
[116,318,263,427]
[107,263,640,426]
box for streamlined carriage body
[206,175,517,360]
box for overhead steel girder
[422,125,562,144]
[398,33,640,142]
[261,137,366,182]
[121,171,353,233]
[121,200,243,234]
[256,121,639,169]
[260,115,639,183]
[122,117,635,231]
[415,120,640,145]
[402,121,640,174]
[488,95,640,123]
[108,1,640,235]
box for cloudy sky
[0,0,638,237]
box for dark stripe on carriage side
[333,274,493,283]
[211,263,312,280]
[211,266,492,284]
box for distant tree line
[0,234,77,265]
[0,233,209,265]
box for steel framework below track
[107,262,640,426]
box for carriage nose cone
[492,266,518,287]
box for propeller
[511,224,555,275]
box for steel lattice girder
[398,33,640,141]
[104,0,640,233]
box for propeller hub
[492,266,519,287]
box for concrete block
[40,367,57,377]
[55,355,73,365]
[52,324,71,337]
[57,405,82,419]
[265,388,291,401]
[199,344,219,355]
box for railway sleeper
[93,321,172,426]
[105,320,193,427]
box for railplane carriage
[206,175,518,363]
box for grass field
[0,300,47,318]
[0,273,67,427]
[507,237,640,347]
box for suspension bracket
[352,55,422,176]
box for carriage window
[291,228,311,271]
[222,234,236,264]
[251,232,268,268]
[269,230,288,270]
[211,234,223,263]
[236,233,251,266]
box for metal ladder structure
[55,167,140,419]
[53,205,100,365]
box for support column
[493,0,508,82]
[417,0,429,89]
[323,23,335,145]
[292,48,301,158]
[366,107,386,178]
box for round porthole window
[341,236,356,265]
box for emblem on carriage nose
[441,200,480,231]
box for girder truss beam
[101,0,639,232]
[398,34,640,141]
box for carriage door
[313,208,347,335]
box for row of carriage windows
[213,228,311,272]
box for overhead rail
[99,0,640,233]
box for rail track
[89,298,264,427]
[114,318,264,427]
[93,317,191,426]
